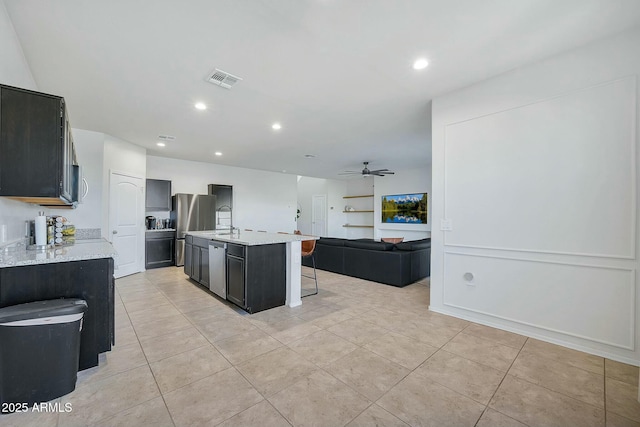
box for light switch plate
[440,219,452,231]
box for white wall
[374,167,431,241]
[0,0,40,244]
[296,176,347,237]
[147,156,297,233]
[0,1,35,91]
[431,28,640,365]
[326,179,348,238]
[62,129,104,229]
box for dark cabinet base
[226,243,286,314]
[145,231,176,269]
[0,258,114,371]
[226,254,245,307]
[185,236,209,286]
[183,237,287,315]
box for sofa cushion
[317,237,346,246]
[311,243,345,273]
[344,246,411,286]
[396,238,431,251]
[344,240,395,251]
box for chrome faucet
[217,204,233,231]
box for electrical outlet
[464,272,475,286]
[440,219,452,231]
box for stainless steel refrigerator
[171,193,217,266]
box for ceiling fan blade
[343,162,394,176]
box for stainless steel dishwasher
[208,241,227,298]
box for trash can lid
[0,299,87,323]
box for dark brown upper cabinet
[145,179,172,211]
[0,84,78,207]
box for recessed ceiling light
[156,142,166,147]
[214,152,222,156]
[282,170,287,173]
[195,102,207,110]
[272,123,282,130]
[304,154,315,158]
[412,58,429,70]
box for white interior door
[109,171,144,278]
[312,194,327,237]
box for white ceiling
[5,0,640,179]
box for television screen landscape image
[382,193,428,224]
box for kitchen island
[0,239,117,370]
[186,230,318,311]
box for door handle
[112,230,118,234]
[82,177,89,199]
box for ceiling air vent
[158,135,176,141]
[206,69,242,89]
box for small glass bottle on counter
[46,216,55,245]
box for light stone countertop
[187,230,318,246]
[0,238,117,268]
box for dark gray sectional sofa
[302,237,431,287]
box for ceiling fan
[339,162,395,177]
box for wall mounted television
[381,193,428,224]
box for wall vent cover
[207,69,242,89]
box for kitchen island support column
[286,240,302,307]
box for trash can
[0,298,87,409]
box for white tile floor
[1,266,639,427]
